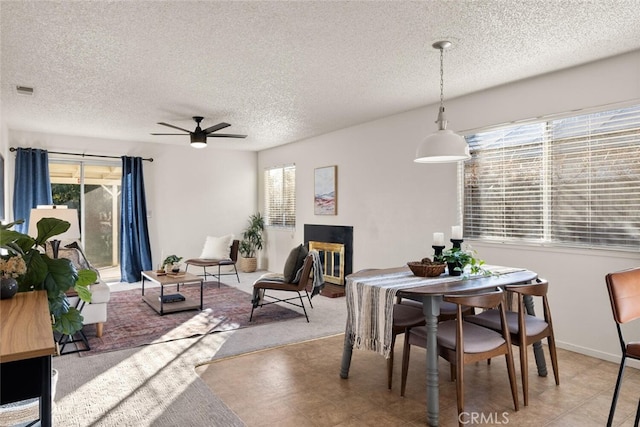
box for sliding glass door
[49,161,121,281]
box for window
[49,160,122,280]
[264,164,296,228]
[463,104,640,250]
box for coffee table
[141,271,204,315]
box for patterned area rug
[77,282,302,356]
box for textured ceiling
[2,1,640,151]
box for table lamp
[28,206,81,258]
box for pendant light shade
[415,127,470,163]
[414,41,470,163]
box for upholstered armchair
[46,243,111,337]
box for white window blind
[463,104,640,250]
[264,164,296,228]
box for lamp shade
[414,129,471,163]
[28,207,81,240]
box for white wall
[5,130,257,268]
[258,50,640,363]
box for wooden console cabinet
[0,290,56,427]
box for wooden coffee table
[141,271,204,315]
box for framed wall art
[314,165,337,215]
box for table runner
[345,265,523,358]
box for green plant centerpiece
[0,218,97,335]
[162,254,183,272]
[238,212,264,273]
[436,245,489,277]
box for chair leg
[96,322,104,338]
[547,334,560,386]
[217,265,221,288]
[388,333,397,389]
[607,355,627,427]
[634,398,640,427]
[520,344,529,406]
[400,332,411,397]
[456,353,465,423]
[233,263,240,283]
[297,291,309,322]
[306,290,314,308]
[505,350,519,412]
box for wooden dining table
[339,266,539,427]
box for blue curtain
[120,156,152,282]
[13,148,53,234]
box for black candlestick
[432,245,445,262]
[450,239,464,249]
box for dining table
[339,265,540,427]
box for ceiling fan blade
[157,122,192,133]
[203,122,231,134]
[206,133,247,138]
[150,133,186,135]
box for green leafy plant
[0,218,97,335]
[239,212,264,258]
[437,245,490,276]
[162,255,182,268]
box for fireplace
[304,224,353,291]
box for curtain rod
[9,147,154,162]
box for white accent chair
[47,243,111,337]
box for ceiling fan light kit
[414,40,470,164]
[151,116,247,148]
[190,133,207,148]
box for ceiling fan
[151,116,247,148]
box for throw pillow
[283,244,303,283]
[199,234,234,259]
[291,244,309,284]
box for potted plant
[0,218,97,335]
[437,245,488,277]
[162,255,183,273]
[238,212,264,273]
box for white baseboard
[555,340,640,370]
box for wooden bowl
[407,261,446,277]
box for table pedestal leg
[340,320,353,379]
[423,295,442,427]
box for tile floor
[197,334,640,426]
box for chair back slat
[444,289,504,310]
[506,279,548,297]
[606,267,640,324]
[229,240,240,262]
[295,254,315,290]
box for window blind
[264,164,296,228]
[463,104,640,250]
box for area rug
[76,282,302,356]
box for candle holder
[432,245,445,262]
[450,239,464,249]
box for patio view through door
[49,161,122,282]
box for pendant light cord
[439,46,445,113]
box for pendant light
[414,40,470,163]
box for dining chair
[605,267,640,427]
[400,289,519,425]
[465,279,559,406]
[388,302,425,389]
[388,298,474,389]
[351,269,426,390]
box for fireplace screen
[309,241,345,285]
